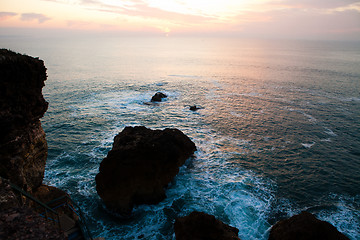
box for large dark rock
[96,126,196,215]
[174,211,241,240]
[0,49,48,193]
[269,211,349,240]
[151,92,167,102]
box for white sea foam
[241,92,262,97]
[168,74,200,79]
[316,194,360,240]
[324,127,337,137]
[284,107,317,123]
[301,142,316,149]
[320,138,332,142]
[302,112,317,123]
[230,111,245,117]
[340,97,360,102]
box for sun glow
[121,0,256,17]
[0,0,359,40]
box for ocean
[1,35,359,239]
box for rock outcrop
[0,49,69,239]
[174,211,241,240]
[269,211,349,240]
[96,126,196,215]
[0,49,48,193]
[151,92,167,102]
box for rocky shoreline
[0,49,350,239]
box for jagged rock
[151,92,167,102]
[174,211,241,240]
[269,211,349,240]
[0,49,48,193]
[96,126,196,215]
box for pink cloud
[21,13,51,23]
[281,0,359,9]
[89,1,216,24]
[0,12,18,21]
[235,8,360,40]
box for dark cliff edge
[0,49,48,193]
[0,49,69,239]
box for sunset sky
[1,0,360,40]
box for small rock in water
[151,92,167,102]
[189,105,203,111]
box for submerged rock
[269,211,349,240]
[189,105,203,111]
[95,126,196,215]
[151,92,167,102]
[0,49,48,193]
[174,211,241,240]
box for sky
[1,0,360,40]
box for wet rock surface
[96,126,196,215]
[269,211,349,240]
[174,211,241,240]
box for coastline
[1,44,358,238]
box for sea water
[1,35,360,239]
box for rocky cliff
[0,49,48,193]
[0,49,69,239]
